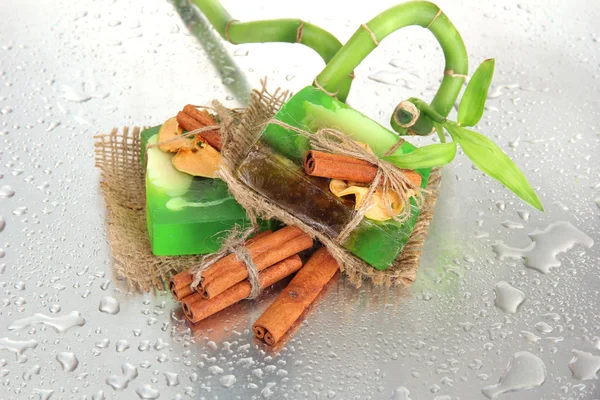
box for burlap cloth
[94,83,441,292]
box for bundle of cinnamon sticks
[169,226,340,346]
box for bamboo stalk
[315,1,468,137]
[191,0,353,102]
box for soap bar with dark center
[236,86,430,270]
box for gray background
[0,0,599,398]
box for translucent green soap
[141,126,275,256]
[235,86,430,270]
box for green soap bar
[236,86,430,270]
[141,126,275,256]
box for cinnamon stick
[169,270,194,301]
[176,105,222,151]
[304,150,422,187]
[252,247,339,346]
[199,228,313,299]
[199,226,307,286]
[182,255,303,324]
[168,230,271,301]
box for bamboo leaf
[458,59,495,127]
[445,123,544,211]
[383,142,456,169]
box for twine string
[190,225,263,299]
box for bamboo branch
[191,0,353,102]
[315,1,468,135]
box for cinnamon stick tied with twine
[182,255,303,324]
[192,226,313,300]
[268,121,424,230]
[169,230,272,301]
[176,104,223,150]
[304,150,422,187]
[253,247,339,346]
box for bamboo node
[361,24,379,46]
[444,69,468,79]
[426,8,442,29]
[313,78,339,98]
[296,21,305,43]
[225,19,239,43]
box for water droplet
[0,185,15,198]
[95,338,110,348]
[154,338,168,350]
[517,209,530,221]
[106,363,138,390]
[261,382,277,398]
[0,337,38,360]
[136,384,160,399]
[92,390,106,400]
[368,70,401,86]
[482,351,546,399]
[12,206,27,216]
[115,340,130,352]
[23,364,41,380]
[208,365,223,375]
[492,221,594,273]
[0,216,6,233]
[164,371,179,386]
[98,296,120,315]
[233,48,249,56]
[390,386,411,400]
[56,352,79,372]
[8,311,85,333]
[520,331,541,344]
[285,74,295,81]
[220,374,236,388]
[49,304,61,313]
[494,282,525,314]
[568,350,600,380]
[46,121,61,132]
[534,322,553,334]
[501,220,524,229]
[32,389,54,400]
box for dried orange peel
[156,117,221,178]
[330,179,408,221]
[158,117,191,153]
[171,139,221,178]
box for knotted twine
[266,120,425,243]
[189,225,263,299]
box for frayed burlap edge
[213,80,442,288]
[94,127,208,291]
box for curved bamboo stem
[192,0,353,102]
[315,1,468,135]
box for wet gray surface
[1,0,599,399]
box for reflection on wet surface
[0,0,599,398]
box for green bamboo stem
[192,0,353,102]
[315,1,468,135]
